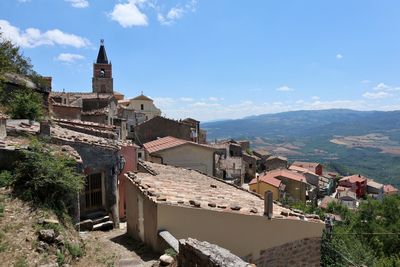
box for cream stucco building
[125,162,325,266]
[143,136,215,176]
[125,93,161,121]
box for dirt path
[77,223,160,267]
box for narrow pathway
[77,223,159,267]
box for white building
[125,93,161,121]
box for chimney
[264,190,273,219]
[39,120,50,137]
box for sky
[1,0,400,122]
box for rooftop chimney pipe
[264,190,273,219]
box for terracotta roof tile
[144,136,214,154]
[126,162,301,219]
[249,175,282,188]
[340,174,367,184]
[383,184,398,194]
[292,161,321,169]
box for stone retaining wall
[178,238,250,267]
[253,237,321,267]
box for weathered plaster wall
[153,144,214,176]
[118,145,137,220]
[156,203,324,261]
[125,180,158,248]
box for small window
[141,104,144,110]
[138,152,142,159]
[249,164,253,168]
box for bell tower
[92,39,113,93]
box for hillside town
[1,40,399,267]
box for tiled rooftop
[50,92,114,100]
[126,161,323,223]
[289,165,318,176]
[383,184,398,194]
[292,161,320,168]
[260,169,308,183]
[51,125,122,149]
[144,136,214,154]
[249,175,282,188]
[340,174,367,183]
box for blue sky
[1,0,400,121]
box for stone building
[265,156,288,171]
[92,39,113,94]
[213,140,245,185]
[117,104,146,140]
[125,162,324,266]
[292,161,323,176]
[132,116,204,145]
[51,125,124,228]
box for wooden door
[85,173,103,210]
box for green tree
[0,32,35,76]
[7,89,43,121]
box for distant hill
[203,109,400,187]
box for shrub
[66,242,84,258]
[12,139,84,216]
[0,171,13,187]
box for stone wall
[133,116,192,145]
[51,105,81,120]
[178,238,250,267]
[252,237,321,267]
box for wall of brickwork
[253,237,321,267]
[52,105,81,120]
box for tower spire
[96,39,108,64]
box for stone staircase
[77,210,114,231]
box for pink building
[118,144,138,220]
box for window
[138,152,142,159]
[249,164,253,168]
[141,104,144,110]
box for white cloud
[361,80,370,84]
[276,85,294,92]
[336,54,343,59]
[157,0,198,25]
[373,82,400,91]
[363,91,390,99]
[209,97,221,102]
[180,97,194,102]
[311,96,320,100]
[65,0,89,8]
[109,0,148,27]
[153,97,176,108]
[55,53,85,63]
[0,20,90,48]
